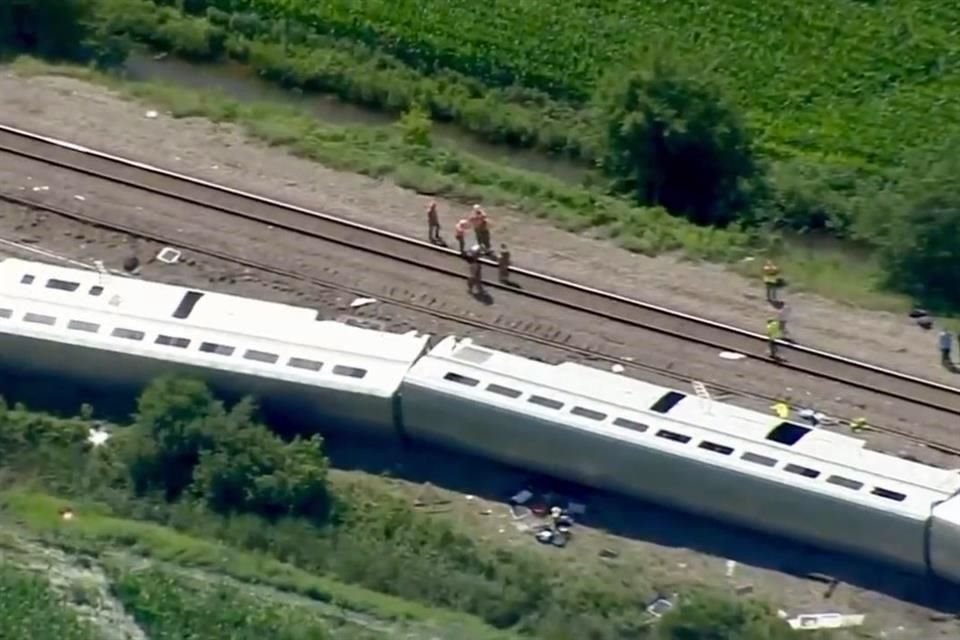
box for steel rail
[1,190,956,460]
[2,123,959,417]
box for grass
[0,565,99,640]
[0,489,519,640]
[239,0,960,168]
[107,565,382,639]
[7,56,921,313]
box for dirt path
[0,69,952,388]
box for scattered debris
[510,490,534,506]
[156,247,181,265]
[412,482,450,510]
[31,185,50,192]
[510,505,532,520]
[59,507,75,521]
[646,598,674,618]
[73,194,85,201]
[725,559,736,578]
[611,363,625,373]
[87,428,110,447]
[350,297,377,308]
[797,408,828,426]
[599,548,619,559]
[735,584,754,596]
[145,110,159,119]
[718,351,747,360]
[692,381,712,401]
[786,613,864,631]
[479,508,493,516]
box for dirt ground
[1,69,960,636]
[1,69,955,389]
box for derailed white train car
[401,336,960,579]
[0,258,429,435]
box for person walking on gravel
[940,329,953,367]
[762,259,781,304]
[426,200,441,244]
[497,244,511,284]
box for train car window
[571,406,606,421]
[613,417,648,432]
[528,395,563,410]
[766,422,811,445]
[656,429,691,444]
[742,452,777,467]
[244,349,279,364]
[172,291,204,319]
[156,334,191,348]
[23,312,56,325]
[288,357,323,371]
[699,441,733,455]
[89,285,104,296]
[486,384,522,398]
[443,372,480,386]
[871,487,906,502]
[650,391,685,414]
[199,342,235,356]
[784,463,820,479]
[67,320,99,333]
[20,274,35,285]
[0,308,13,319]
[333,365,367,379]
[111,327,145,341]
[827,475,863,490]
[46,279,80,292]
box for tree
[596,49,758,226]
[0,0,128,67]
[657,592,799,640]
[880,151,960,310]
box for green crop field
[237,0,960,166]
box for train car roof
[409,336,960,514]
[0,258,430,396]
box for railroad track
[2,123,960,421]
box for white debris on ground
[87,428,110,447]
[350,297,377,308]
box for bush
[880,152,960,310]
[125,377,331,520]
[657,592,800,640]
[595,49,758,226]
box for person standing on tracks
[426,200,442,244]
[776,301,792,341]
[466,248,484,296]
[497,244,511,284]
[939,329,953,366]
[766,318,782,360]
[454,218,471,254]
[471,205,491,254]
[762,259,781,304]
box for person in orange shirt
[470,204,491,253]
[454,218,471,254]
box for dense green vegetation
[0,379,820,639]
[6,0,960,309]
[0,566,98,640]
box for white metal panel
[408,338,958,513]
[0,285,429,400]
[399,379,931,571]
[930,496,960,581]
[0,259,429,367]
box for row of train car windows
[0,308,368,379]
[441,370,908,503]
[20,274,104,297]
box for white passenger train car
[0,258,429,434]
[401,337,960,577]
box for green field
[238,0,960,166]
[0,566,98,640]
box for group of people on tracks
[426,200,512,297]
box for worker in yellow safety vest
[850,417,867,433]
[766,318,782,360]
[771,401,790,419]
[762,259,781,304]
